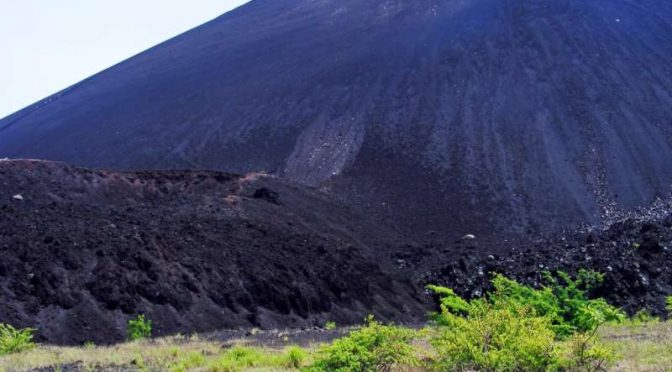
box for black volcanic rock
[0,160,671,344]
[2,0,672,237]
[0,160,425,344]
[252,187,280,204]
[664,213,672,227]
[416,213,672,317]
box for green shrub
[430,270,624,337]
[666,296,672,316]
[540,270,624,335]
[427,272,621,371]
[0,323,36,355]
[430,302,558,371]
[127,314,152,341]
[308,315,419,371]
[324,321,337,330]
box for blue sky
[0,0,250,118]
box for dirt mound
[0,160,426,344]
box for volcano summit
[2,0,672,238]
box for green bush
[539,270,624,335]
[324,321,337,330]
[427,272,621,371]
[0,323,36,355]
[666,296,672,316]
[127,314,152,341]
[430,302,558,371]
[431,270,624,337]
[308,315,419,372]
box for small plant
[127,314,152,341]
[308,315,419,371]
[632,309,659,324]
[666,296,672,316]
[283,345,308,368]
[324,321,337,330]
[0,323,36,355]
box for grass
[0,334,316,372]
[600,320,672,371]
[0,272,668,371]
[1,321,671,371]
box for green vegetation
[308,315,419,371]
[127,314,153,341]
[631,309,659,324]
[426,271,622,371]
[324,321,337,331]
[208,345,311,371]
[0,324,35,356]
[434,270,624,337]
[429,301,561,371]
[285,345,309,369]
[3,321,670,371]
[0,334,316,371]
[3,271,671,371]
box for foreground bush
[307,315,419,371]
[427,271,622,371]
[430,302,558,371]
[0,323,35,356]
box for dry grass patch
[0,334,313,372]
[601,321,672,372]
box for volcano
[2,0,672,238]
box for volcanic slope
[0,160,426,344]
[2,0,672,237]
